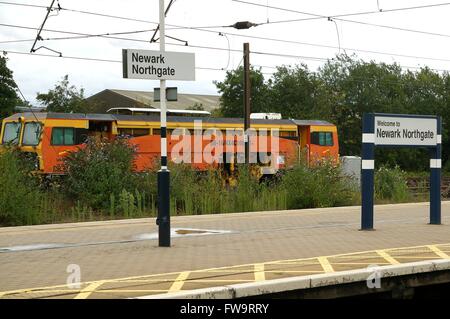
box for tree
[62,137,137,210]
[213,54,450,171]
[37,75,89,113]
[270,64,323,119]
[0,54,19,119]
[214,66,271,117]
[317,54,406,157]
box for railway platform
[1,201,449,299]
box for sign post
[157,0,169,247]
[361,113,442,230]
[122,0,195,247]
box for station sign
[122,49,195,81]
[361,112,442,231]
[374,116,437,146]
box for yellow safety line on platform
[264,270,324,273]
[74,281,105,299]
[427,245,450,259]
[330,262,392,265]
[169,272,190,292]
[376,250,400,265]
[92,289,169,294]
[2,242,450,298]
[318,257,334,273]
[254,264,265,281]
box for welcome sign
[374,116,437,146]
[361,112,442,230]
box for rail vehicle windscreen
[2,122,21,145]
[22,122,42,146]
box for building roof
[87,89,220,112]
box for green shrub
[0,149,43,225]
[374,165,410,202]
[62,137,137,210]
[280,161,358,209]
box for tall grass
[374,165,410,203]
[0,150,44,225]
[280,161,359,209]
[0,142,413,227]
[163,164,288,215]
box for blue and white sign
[374,116,437,146]
[361,113,442,230]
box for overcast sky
[1,0,450,106]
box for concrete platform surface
[0,202,449,299]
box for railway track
[406,177,450,198]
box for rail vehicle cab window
[51,127,75,145]
[23,122,42,146]
[311,131,333,146]
[2,122,21,145]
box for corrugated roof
[109,89,220,111]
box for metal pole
[430,116,442,225]
[157,0,170,247]
[243,42,251,164]
[361,113,375,230]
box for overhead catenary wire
[232,0,450,25]
[3,49,449,104]
[3,0,450,40]
[0,23,331,62]
[3,22,450,65]
[231,0,450,40]
[3,0,449,25]
[2,48,449,76]
[3,0,450,60]
[0,49,244,72]
[1,3,450,80]
[4,50,449,110]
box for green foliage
[374,165,410,202]
[0,149,43,225]
[115,189,145,218]
[214,66,271,117]
[280,161,358,209]
[165,164,287,215]
[36,75,92,113]
[61,137,137,210]
[0,149,415,226]
[214,54,450,171]
[70,201,94,222]
[270,65,323,119]
[0,54,19,119]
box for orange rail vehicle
[0,111,339,180]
